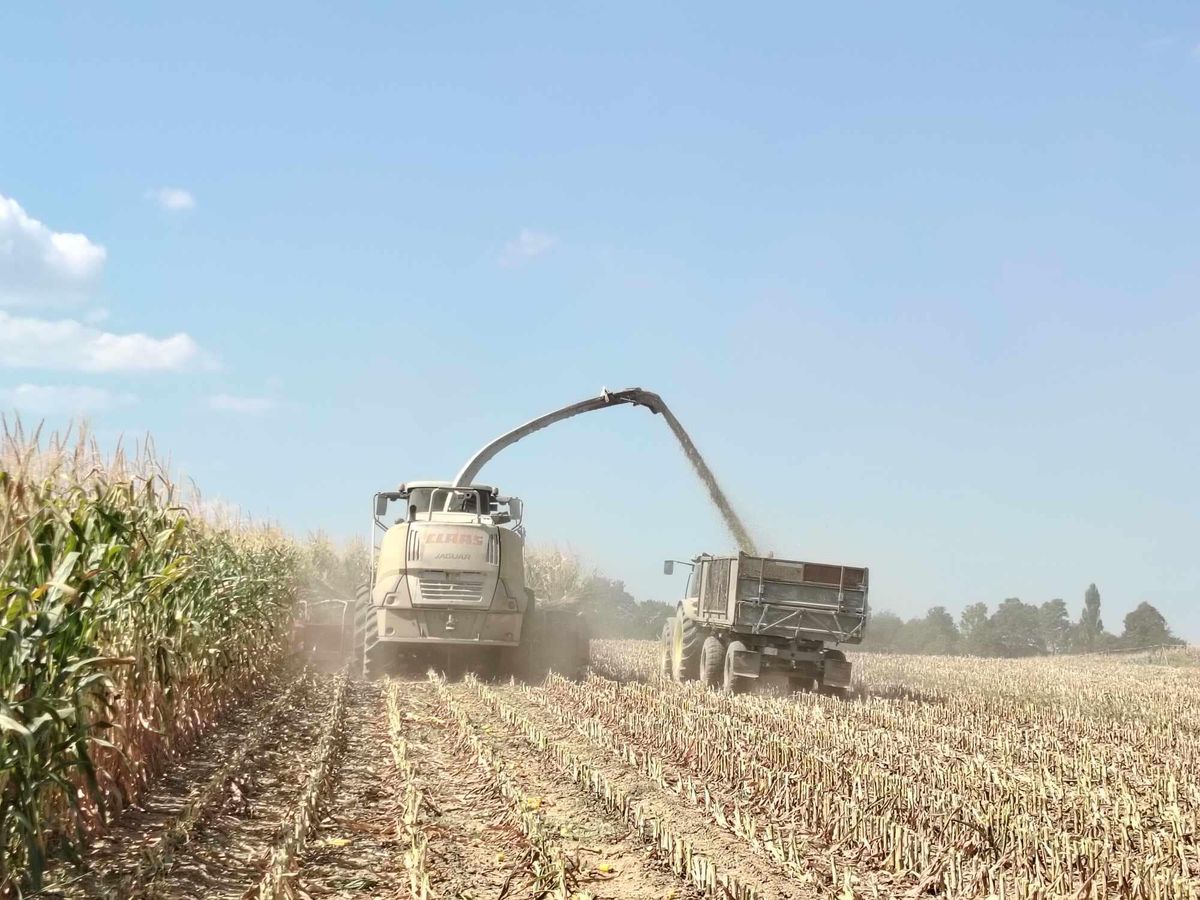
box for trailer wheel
[723,640,754,694]
[699,636,724,688]
[670,611,703,682]
[817,648,849,698]
[658,622,672,679]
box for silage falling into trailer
[452,386,757,555]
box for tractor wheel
[699,636,725,688]
[670,611,703,682]
[658,622,672,680]
[722,639,754,694]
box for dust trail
[654,402,758,555]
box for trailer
[661,552,868,695]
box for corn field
[16,646,1196,898]
[4,430,1198,898]
[0,426,333,895]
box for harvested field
[26,641,1198,899]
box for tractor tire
[658,622,672,680]
[670,610,703,682]
[699,636,725,688]
[722,639,754,694]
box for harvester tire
[723,639,753,694]
[658,622,672,679]
[699,636,724,688]
[670,611,703,682]
[351,583,370,676]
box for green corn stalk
[0,423,313,894]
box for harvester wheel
[351,583,370,676]
[722,639,753,694]
[670,611,703,682]
[658,622,672,679]
[699,636,724,688]
[363,642,390,680]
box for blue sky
[2,3,1198,638]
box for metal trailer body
[664,552,869,694]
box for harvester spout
[452,387,661,488]
[452,386,758,555]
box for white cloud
[500,229,558,267]
[207,393,275,413]
[0,193,107,306]
[147,187,196,212]
[0,383,135,414]
[0,311,205,372]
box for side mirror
[508,498,523,520]
[374,494,390,517]
[663,560,674,575]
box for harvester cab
[354,481,584,679]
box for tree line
[861,583,1186,657]
[525,548,1189,654]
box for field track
[47,672,730,900]
[37,642,1200,900]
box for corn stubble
[589,639,1200,898]
[5,422,1198,899]
[0,425,308,894]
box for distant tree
[582,574,673,639]
[922,606,960,654]
[960,602,995,656]
[1075,583,1104,653]
[989,598,1045,658]
[895,621,922,654]
[1038,599,1072,654]
[861,611,904,652]
[889,607,960,655]
[1120,602,1185,649]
